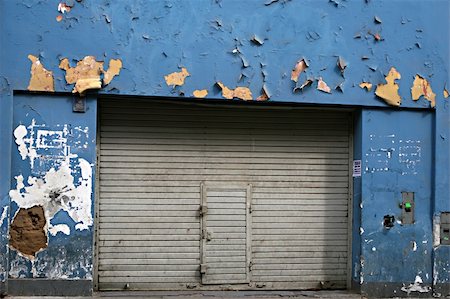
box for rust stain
[291,58,308,83]
[375,67,402,107]
[411,75,436,107]
[193,89,208,98]
[216,82,252,101]
[27,55,54,92]
[9,206,47,259]
[359,82,373,92]
[164,67,190,87]
[317,78,331,93]
[103,59,123,85]
[59,56,103,94]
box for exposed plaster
[359,82,373,91]
[375,67,402,107]
[103,59,123,85]
[317,77,331,93]
[164,67,190,87]
[27,55,54,92]
[193,89,208,98]
[59,56,122,94]
[291,58,308,83]
[411,75,436,108]
[216,82,252,101]
[9,206,48,259]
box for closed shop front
[96,99,352,291]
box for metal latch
[199,205,208,216]
[200,264,207,274]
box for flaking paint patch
[164,67,190,87]
[443,87,449,99]
[375,67,402,106]
[59,56,103,94]
[0,206,7,227]
[193,89,208,98]
[14,123,38,169]
[216,82,252,101]
[10,120,93,248]
[103,59,123,86]
[411,75,436,108]
[48,224,70,236]
[400,275,431,294]
[291,58,308,83]
[27,55,54,92]
[59,56,122,94]
[359,82,373,91]
[317,78,331,93]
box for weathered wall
[0,0,449,297]
[6,94,96,295]
[359,109,436,297]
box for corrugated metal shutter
[97,99,350,291]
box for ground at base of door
[7,290,450,299]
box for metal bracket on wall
[441,212,450,245]
[400,192,415,225]
[73,96,86,113]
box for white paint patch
[433,215,441,247]
[14,125,28,160]
[371,247,376,252]
[412,241,417,251]
[401,275,431,294]
[0,206,8,227]
[48,224,71,236]
[9,158,93,232]
[10,120,93,236]
[360,227,365,235]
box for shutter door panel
[98,99,350,290]
[201,186,250,285]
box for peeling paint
[216,82,252,101]
[337,56,347,77]
[103,59,123,86]
[0,206,7,227]
[14,123,38,169]
[59,56,103,94]
[375,67,402,107]
[411,75,436,108]
[359,82,373,91]
[317,78,331,93]
[400,275,431,294]
[291,58,308,83]
[9,120,93,252]
[164,67,190,87]
[27,55,54,92]
[256,84,271,101]
[193,89,208,98]
[48,224,70,236]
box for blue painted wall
[8,94,96,281]
[359,109,434,293]
[0,0,449,296]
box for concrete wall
[0,0,449,297]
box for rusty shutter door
[97,99,350,290]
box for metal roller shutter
[97,99,351,291]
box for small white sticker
[353,160,362,177]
